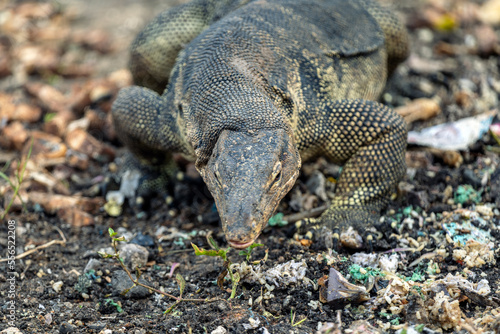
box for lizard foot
[104,152,179,213]
[293,206,382,251]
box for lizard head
[201,128,300,249]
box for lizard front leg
[111,86,193,208]
[296,99,407,250]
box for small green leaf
[108,228,117,237]
[239,243,264,261]
[238,250,249,257]
[164,303,177,314]
[433,14,456,31]
[207,236,219,251]
[44,112,57,123]
[403,206,412,216]
[248,243,263,251]
[191,243,227,260]
[192,243,217,256]
[176,273,186,297]
[104,298,123,313]
[97,251,113,258]
[349,264,385,283]
[268,213,288,227]
[379,312,391,319]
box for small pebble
[210,326,227,334]
[111,270,150,298]
[283,295,293,307]
[308,300,320,310]
[417,28,434,42]
[59,322,76,334]
[118,243,149,269]
[52,281,63,293]
[217,302,227,312]
[130,232,155,248]
[84,258,102,273]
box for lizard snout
[227,239,256,249]
[223,213,262,249]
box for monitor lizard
[111,0,409,250]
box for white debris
[427,291,461,330]
[452,239,495,268]
[52,281,63,293]
[308,300,320,310]
[242,317,260,330]
[264,260,308,287]
[340,226,363,248]
[476,279,491,295]
[378,275,412,314]
[407,111,495,150]
[233,260,309,287]
[350,252,399,273]
[476,204,494,218]
[378,254,399,273]
[118,169,141,200]
[440,273,492,296]
[105,190,125,206]
[210,326,227,334]
[0,328,23,334]
[351,253,378,267]
[231,261,266,285]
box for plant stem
[110,239,211,303]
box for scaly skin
[112,0,409,249]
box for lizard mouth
[228,239,255,249]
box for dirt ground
[0,0,500,333]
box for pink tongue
[229,240,254,249]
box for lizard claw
[365,233,374,253]
[289,217,317,236]
[134,194,160,213]
[98,175,117,197]
[286,219,305,237]
[287,207,383,251]
[101,151,179,216]
[332,228,340,251]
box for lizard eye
[274,170,282,183]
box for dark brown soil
[1,0,499,333]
